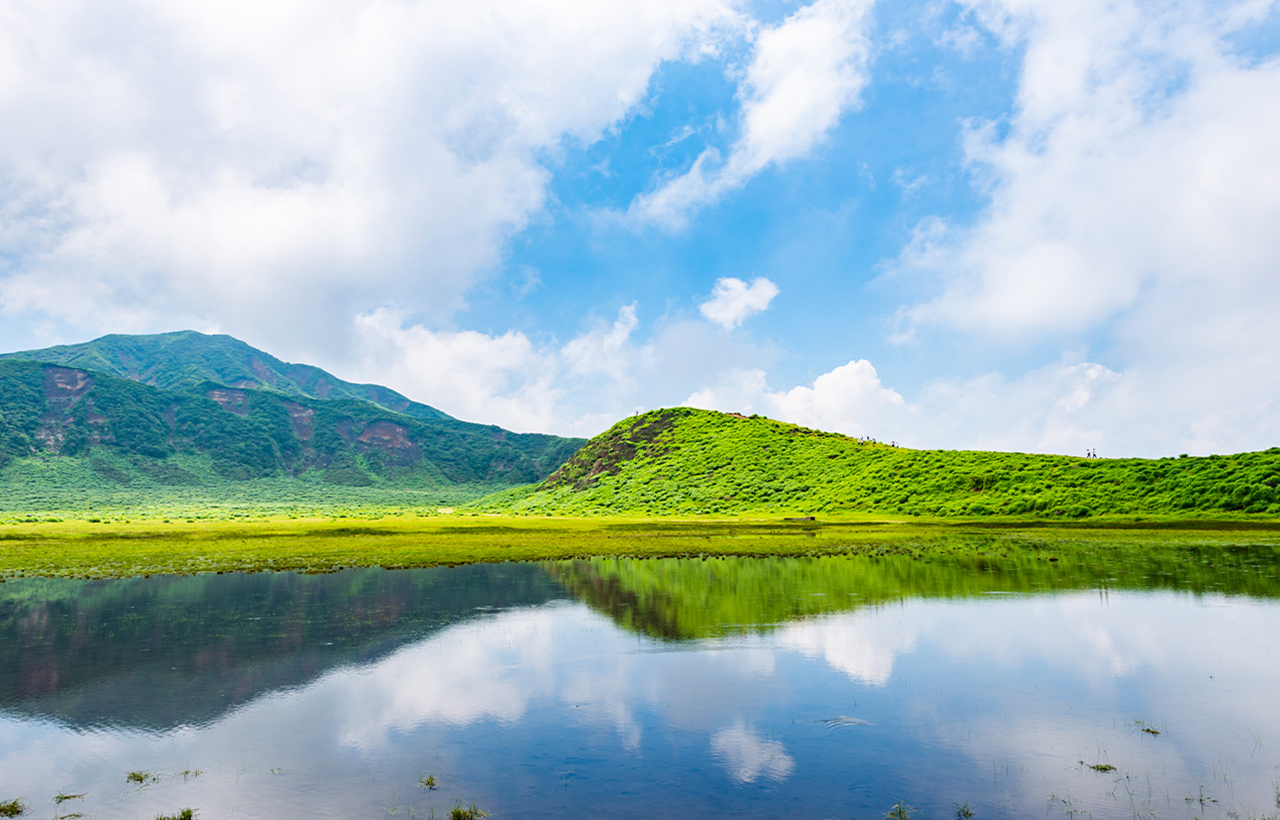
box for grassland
[3,512,1280,579]
[487,407,1280,518]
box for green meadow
[4,511,1280,580]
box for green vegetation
[2,330,449,421]
[449,800,488,820]
[153,810,194,820]
[0,357,582,508]
[126,771,160,786]
[0,798,26,817]
[3,513,1279,582]
[487,407,1280,518]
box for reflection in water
[2,546,1279,819]
[0,564,566,729]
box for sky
[1,0,1279,456]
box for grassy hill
[0,358,583,514]
[1,330,452,422]
[485,407,1280,518]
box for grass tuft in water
[1082,760,1117,772]
[449,800,488,820]
[126,771,161,786]
[954,803,975,818]
[885,801,919,819]
[0,798,28,817]
[177,769,202,780]
[419,774,438,790]
[154,810,194,820]
[53,794,85,805]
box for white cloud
[685,359,911,442]
[350,301,779,436]
[353,307,561,433]
[683,354,1143,454]
[0,0,744,355]
[880,0,1280,452]
[629,0,875,228]
[561,302,645,380]
[698,276,779,329]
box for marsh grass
[1129,719,1164,737]
[4,514,1280,581]
[126,771,160,786]
[1082,761,1117,773]
[448,800,488,820]
[153,810,194,820]
[0,798,27,817]
[885,801,919,819]
[52,794,85,804]
[419,774,438,790]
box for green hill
[1,330,452,421]
[487,407,1280,518]
[0,358,583,510]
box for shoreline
[4,514,1280,579]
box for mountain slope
[489,407,1280,517]
[0,359,582,488]
[1,331,452,422]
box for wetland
[3,537,1280,819]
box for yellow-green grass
[3,512,1280,579]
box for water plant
[885,801,919,819]
[1082,761,1117,773]
[0,798,27,817]
[955,804,975,818]
[1130,719,1163,736]
[52,794,85,804]
[419,774,438,790]
[126,771,160,786]
[448,800,488,820]
[154,810,194,820]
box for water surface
[3,547,1279,819]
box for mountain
[1,330,452,421]
[487,407,1280,518]
[0,357,582,488]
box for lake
[3,546,1279,819]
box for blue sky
[1,0,1279,455]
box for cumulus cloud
[561,302,646,380]
[348,299,784,435]
[685,359,910,441]
[880,0,1280,452]
[630,0,875,228]
[353,307,561,433]
[683,354,1151,455]
[698,276,779,329]
[0,0,743,355]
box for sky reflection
[2,576,1278,820]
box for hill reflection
[4,538,1278,732]
[547,539,1280,640]
[0,564,566,730]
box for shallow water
[3,551,1280,819]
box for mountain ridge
[1,331,453,422]
[0,356,583,494]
